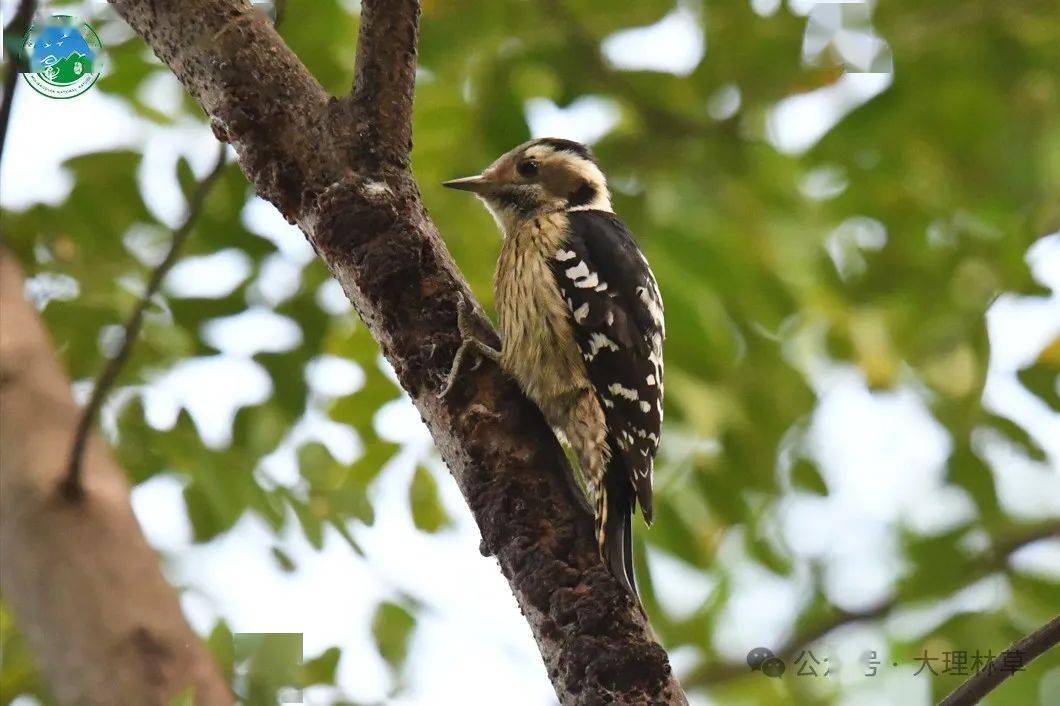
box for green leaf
[183,483,222,543]
[287,493,325,550]
[409,465,450,533]
[329,518,365,556]
[175,157,197,201]
[371,601,415,670]
[1017,338,1060,412]
[790,458,829,496]
[206,620,235,681]
[303,646,341,686]
[233,632,303,704]
[985,413,1048,462]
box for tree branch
[107,0,686,703]
[62,143,228,500]
[685,521,1060,689]
[349,0,419,168]
[0,252,233,706]
[940,615,1060,706]
[0,0,37,167]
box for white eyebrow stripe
[524,145,549,160]
[558,155,613,212]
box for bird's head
[443,138,612,233]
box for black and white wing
[551,209,664,523]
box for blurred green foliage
[233,633,303,704]
[2,0,1059,704]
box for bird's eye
[517,159,539,178]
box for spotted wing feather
[551,209,664,523]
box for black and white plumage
[439,138,664,598]
[552,210,664,523]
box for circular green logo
[21,14,104,99]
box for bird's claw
[455,292,476,336]
[437,292,499,399]
[438,293,476,399]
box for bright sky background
[3,2,1058,705]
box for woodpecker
[439,137,664,597]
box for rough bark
[0,253,234,706]
[106,0,686,703]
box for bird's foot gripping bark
[438,293,500,398]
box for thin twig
[685,521,1060,688]
[60,143,228,500]
[0,0,38,167]
[939,615,1060,706]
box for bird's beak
[442,175,492,194]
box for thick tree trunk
[0,252,233,706]
[107,0,686,703]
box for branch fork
[93,0,689,703]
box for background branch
[685,520,1060,688]
[0,252,233,706]
[940,615,1060,706]
[62,143,228,499]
